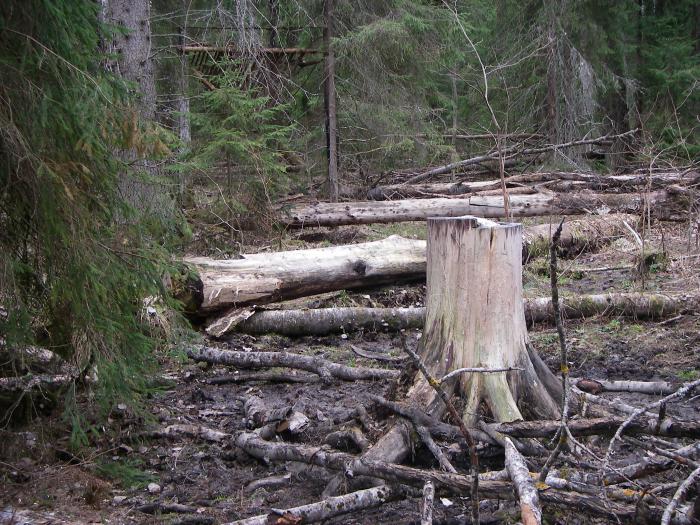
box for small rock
[340,333,348,339]
[112,496,127,505]
[147,483,161,494]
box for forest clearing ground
[2,217,699,524]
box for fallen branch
[420,481,435,525]
[224,485,404,525]
[187,346,399,382]
[145,424,229,443]
[661,466,700,525]
[504,438,542,525]
[576,379,679,396]
[403,130,639,184]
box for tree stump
[419,216,561,425]
[355,216,562,469]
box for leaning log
[279,190,687,228]
[223,292,700,336]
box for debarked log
[278,189,688,228]
[222,292,699,336]
[187,346,399,382]
[181,235,426,314]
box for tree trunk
[222,291,698,336]
[105,0,172,215]
[181,235,426,314]
[279,190,686,228]
[323,0,339,202]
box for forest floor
[2,217,700,524]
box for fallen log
[187,346,399,382]
[180,235,425,314]
[225,485,404,525]
[494,416,700,439]
[576,378,679,396]
[278,189,687,228]
[368,171,699,200]
[223,292,699,336]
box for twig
[540,219,569,481]
[420,481,435,525]
[414,424,457,473]
[402,340,480,525]
[439,366,523,383]
[660,466,700,525]
[602,378,700,475]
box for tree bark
[223,292,698,336]
[278,189,686,228]
[323,0,339,202]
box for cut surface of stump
[363,216,561,465]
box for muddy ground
[1,218,699,524]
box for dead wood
[278,189,686,228]
[368,171,699,200]
[402,130,639,184]
[181,235,426,317]
[206,371,320,385]
[145,424,229,443]
[420,481,435,525]
[225,291,698,337]
[0,374,74,392]
[187,346,399,382]
[494,416,700,439]
[136,502,198,515]
[577,378,679,396]
[504,438,542,525]
[234,432,660,523]
[225,485,404,525]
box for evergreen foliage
[0,0,184,427]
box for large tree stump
[353,216,562,471]
[421,216,561,425]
